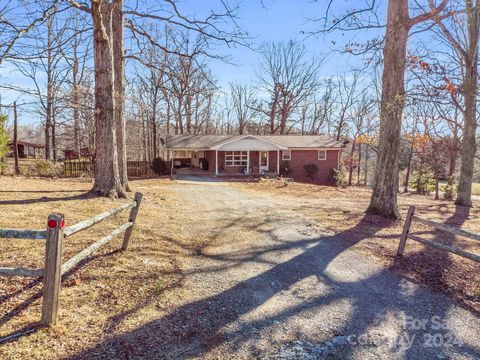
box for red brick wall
[287,149,340,185]
[205,149,340,184]
[204,150,216,173]
[268,151,279,173]
[250,151,259,173]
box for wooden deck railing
[397,206,480,263]
[0,192,142,326]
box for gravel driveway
[73,180,480,359]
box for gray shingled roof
[260,135,344,148]
[163,134,344,149]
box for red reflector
[47,219,58,229]
[60,218,65,229]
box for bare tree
[8,5,70,162]
[367,0,451,218]
[333,74,361,141]
[228,82,258,134]
[299,78,337,135]
[257,40,321,134]
[347,90,376,185]
[433,0,480,207]
[318,0,451,218]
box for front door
[259,151,269,173]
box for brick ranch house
[160,134,346,185]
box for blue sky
[204,0,387,88]
[0,0,388,126]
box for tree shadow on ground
[0,249,125,345]
[66,214,480,359]
[0,192,92,205]
[393,205,478,311]
[0,190,87,194]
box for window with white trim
[318,150,327,160]
[225,151,248,166]
[282,150,291,161]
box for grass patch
[472,183,480,196]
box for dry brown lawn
[0,176,478,358]
[0,177,188,358]
[234,180,480,312]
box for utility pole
[13,101,20,175]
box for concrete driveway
[72,181,480,359]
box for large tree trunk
[112,0,129,191]
[456,1,479,207]
[91,0,125,198]
[366,0,410,219]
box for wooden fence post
[397,206,415,256]
[122,192,143,251]
[41,213,64,326]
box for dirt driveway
[68,179,480,360]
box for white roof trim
[211,135,288,150]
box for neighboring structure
[161,134,345,185]
[64,147,91,160]
[7,141,45,159]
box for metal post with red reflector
[41,213,64,326]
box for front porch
[167,135,288,178]
[212,150,280,176]
[169,150,281,177]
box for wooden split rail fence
[397,205,480,263]
[0,192,143,325]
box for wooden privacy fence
[127,161,156,178]
[63,160,155,178]
[0,192,143,326]
[63,160,94,177]
[397,206,480,263]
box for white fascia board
[212,135,288,150]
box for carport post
[215,150,218,175]
[247,150,250,174]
